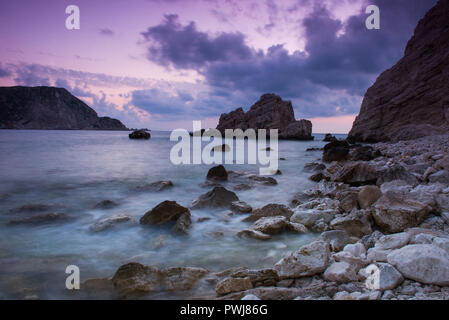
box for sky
[0,0,438,132]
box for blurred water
[0,130,345,299]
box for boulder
[274,240,330,278]
[112,263,209,296]
[191,187,239,209]
[323,133,337,142]
[349,145,380,161]
[278,120,314,140]
[361,263,404,291]
[290,210,335,228]
[428,170,449,184]
[236,229,272,241]
[140,201,191,234]
[90,214,135,232]
[252,216,288,234]
[358,185,382,209]
[230,201,252,213]
[129,130,151,140]
[230,268,279,287]
[332,162,378,186]
[323,261,358,283]
[243,204,293,222]
[320,230,355,252]
[216,277,254,296]
[372,191,433,233]
[330,210,372,237]
[374,232,411,250]
[206,165,228,181]
[387,244,449,286]
[323,140,350,162]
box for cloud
[140,0,437,119]
[0,63,12,78]
[99,28,114,36]
[140,14,252,69]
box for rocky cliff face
[0,86,128,130]
[216,94,313,140]
[348,0,449,143]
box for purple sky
[0,0,438,132]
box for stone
[172,213,192,235]
[337,191,359,213]
[129,129,151,140]
[112,263,209,296]
[332,162,378,186]
[241,294,260,300]
[243,204,293,222]
[304,162,326,172]
[361,230,384,249]
[247,175,278,185]
[374,232,411,250]
[274,240,330,279]
[372,190,433,233]
[252,216,288,234]
[323,133,337,142]
[373,263,404,291]
[206,165,228,181]
[236,229,272,241]
[286,222,308,234]
[216,93,313,140]
[367,247,392,263]
[230,268,279,287]
[330,210,372,237]
[191,187,239,209]
[428,170,449,184]
[290,210,335,227]
[348,0,449,142]
[140,201,190,225]
[349,145,381,161]
[387,244,449,286]
[230,201,252,213]
[358,185,382,209]
[322,140,349,162]
[320,230,354,252]
[90,214,135,232]
[136,181,174,192]
[323,262,358,283]
[216,277,253,296]
[333,291,381,300]
[309,172,329,182]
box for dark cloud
[141,0,438,119]
[99,28,114,36]
[0,63,12,78]
[13,64,50,86]
[141,14,252,69]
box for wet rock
[136,181,174,192]
[252,216,288,234]
[140,201,191,234]
[358,185,382,209]
[93,200,119,210]
[230,201,252,214]
[304,162,326,172]
[323,133,337,142]
[216,277,253,296]
[323,140,350,162]
[387,244,449,286]
[236,229,271,241]
[90,214,135,232]
[8,213,75,225]
[112,263,209,297]
[330,210,372,237]
[243,204,293,222]
[206,165,228,181]
[191,187,239,209]
[274,240,330,279]
[129,129,151,140]
[309,172,329,182]
[247,175,277,185]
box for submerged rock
[230,201,252,213]
[136,181,174,192]
[9,203,53,213]
[8,213,75,225]
[191,187,239,209]
[90,214,135,232]
[93,200,119,210]
[323,134,337,142]
[236,229,272,241]
[206,165,228,181]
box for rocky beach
[0,0,448,303]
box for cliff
[216,93,313,140]
[0,86,128,130]
[348,0,449,143]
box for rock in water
[216,93,313,140]
[0,86,127,130]
[129,129,151,140]
[191,186,239,209]
[348,1,449,142]
[140,201,191,234]
[206,165,228,181]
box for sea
[0,130,346,299]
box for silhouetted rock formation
[0,86,127,130]
[348,0,449,142]
[216,94,313,140]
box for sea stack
[348,0,449,143]
[216,93,313,140]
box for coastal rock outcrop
[348,0,449,142]
[140,201,191,234]
[216,94,313,140]
[0,86,127,130]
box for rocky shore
[76,132,449,300]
